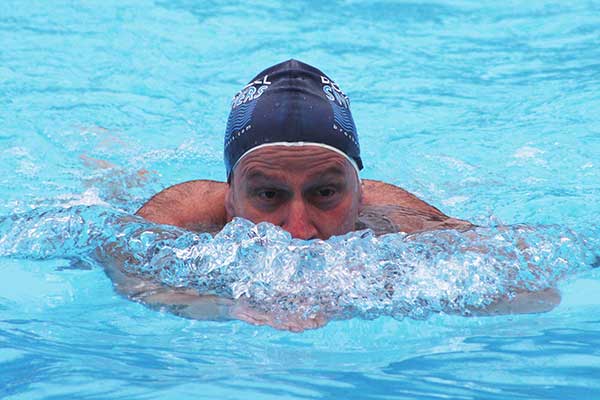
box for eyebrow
[243,170,286,185]
[244,167,346,181]
[306,166,347,180]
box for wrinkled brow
[242,165,348,183]
[306,166,347,180]
[242,170,286,185]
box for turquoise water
[1,0,600,399]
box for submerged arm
[360,181,562,313]
[98,240,234,321]
[404,223,564,315]
[97,229,328,332]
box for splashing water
[0,206,597,320]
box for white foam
[60,188,110,208]
[513,146,544,159]
[442,196,469,207]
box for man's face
[226,145,362,240]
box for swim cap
[224,59,363,180]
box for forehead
[234,145,356,183]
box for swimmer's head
[225,144,362,240]
[223,60,364,239]
[224,59,363,182]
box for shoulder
[136,180,228,231]
[359,179,472,234]
[361,179,444,215]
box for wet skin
[225,145,362,240]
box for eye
[257,189,279,200]
[317,187,336,197]
[310,184,344,209]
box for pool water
[1,0,600,399]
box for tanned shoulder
[361,179,445,215]
[359,179,473,234]
[136,180,228,232]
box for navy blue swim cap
[224,59,363,180]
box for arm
[97,230,328,332]
[399,223,563,315]
[80,161,237,317]
[105,258,327,331]
[101,251,234,320]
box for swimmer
[137,60,471,237]
[101,60,560,331]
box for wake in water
[0,205,597,320]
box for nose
[281,199,318,240]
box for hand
[469,287,561,316]
[230,297,329,332]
